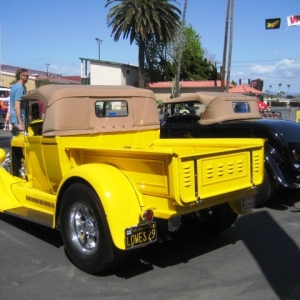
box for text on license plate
[125,222,157,248]
[241,195,255,211]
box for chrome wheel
[60,183,129,274]
[69,202,99,254]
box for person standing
[10,69,29,132]
[3,104,11,130]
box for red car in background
[257,99,270,111]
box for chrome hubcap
[69,203,99,254]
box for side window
[27,100,46,136]
[27,100,47,123]
[233,102,251,113]
[95,100,128,117]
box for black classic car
[161,92,300,207]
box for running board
[3,207,53,227]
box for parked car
[161,92,300,207]
[0,85,265,274]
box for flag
[287,15,300,27]
[265,18,281,29]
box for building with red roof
[229,84,263,95]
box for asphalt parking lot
[1,130,300,300]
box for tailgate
[151,138,265,205]
[178,148,263,203]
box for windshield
[163,102,205,118]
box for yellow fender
[0,168,24,211]
[57,163,143,250]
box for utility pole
[174,0,188,98]
[226,0,234,92]
[221,0,230,92]
[45,63,50,79]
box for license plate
[241,195,255,211]
[125,222,157,248]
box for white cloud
[231,58,300,94]
[250,58,300,77]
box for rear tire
[60,183,128,274]
[255,169,276,207]
[181,203,238,234]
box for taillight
[293,149,300,161]
[143,209,154,222]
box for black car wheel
[181,203,238,234]
[60,183,128,274]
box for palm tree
[268,85,272,98]
[105,0,181,88]
[287,84,291,95]
[278,83,282,98]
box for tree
[168,25,203,65]
[144,23,220,84]
[172,25,219,82]
[36,79,50,88]
[180,50,218,81]
[105,0,181,88]
[278,83,282,98]
[144,37,176,82]
[183,26,204,58]
[174,0,188,97]
[145,24,218,83]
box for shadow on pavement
[114,210,300,299]
[111,225,240,278]
[0,136,11,151]
[233,211,300,299]
[266,188,300,211]
[0,214,63,248]
[2,191,300,300]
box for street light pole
[95,38,103,60]
[45,63,50,78]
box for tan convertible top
[22,85,160,136]
[163,92,261,124]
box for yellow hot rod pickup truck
[0,85,265,274]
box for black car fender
[264,151,297,189]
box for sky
[1,0,299,94]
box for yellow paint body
[0,127,265,250]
